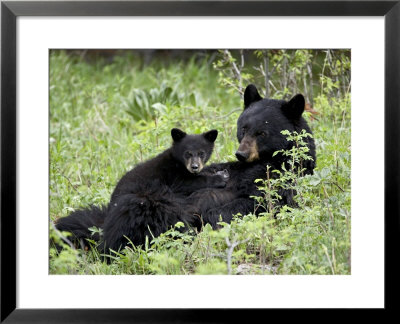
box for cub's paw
[209,174,227,188]
[216,169,230,180]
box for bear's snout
[236,136,259,162]
[186,156,204,174]
[235,150,249,162]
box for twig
[223,50,243,94]
[223,78,243,95]
[322,185,335,227]
[50,221,76,250]
[56,167,79,192]
[224,50,241,84]
[214,107,242,120]
[322,244,335,275]
[329,181,345,192]
[225,237,250,275]
[264,51,270,97]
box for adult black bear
[56,128,227,252]
[188,84,316,228]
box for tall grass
[49,50,351,275]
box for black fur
[55,128,226,252]
[55,205,107,249]
[55,84,316,252]
[189,84,316,228]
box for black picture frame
[1,0,398,322]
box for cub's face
[171,128,218,174]
[182,149,207,173]
[236,84,305,163]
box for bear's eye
[256,131,266,137]
[184,151,192,159]
[198,151,205,158]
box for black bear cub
[110,128,225,200]
[56,128,227,252]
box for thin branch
[50,221,76,250]
[226,237,250,275]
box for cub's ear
[244,84,262,109]
[282,94,305,119]
[171,128,187,142]
[203,129,218,143]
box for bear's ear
[171,128,187,142]
[244,84,262,109]
[203,129,218,143]
[282,94,305,119]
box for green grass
[49,50,351,275]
